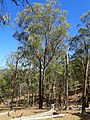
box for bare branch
[12,0,19,6]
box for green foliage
[70,10,90,58]
[14,1,69,67]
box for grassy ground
[0,107,90,120]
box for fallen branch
[11,114,66,120]
[11,108,66,120]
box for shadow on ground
[71,112,90,120]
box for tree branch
[12,0,19,6]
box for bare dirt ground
[0,107,90,120]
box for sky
[0,0,90,67]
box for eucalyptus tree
[70,10,90,115]
[14,1,69,108]
[63,45,69,110]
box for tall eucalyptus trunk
[42,69,45,108]
[39,60,43,109]
[82,57,89,115]
[65,50,69,110]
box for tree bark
[58,93,62,107]
[82,59,89,115]
[39,60,43,109]
[10,90,14,110]
[82,41,89,115]
[32,93,35,107]
[65,50,69,110]
[27,88,30,106]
